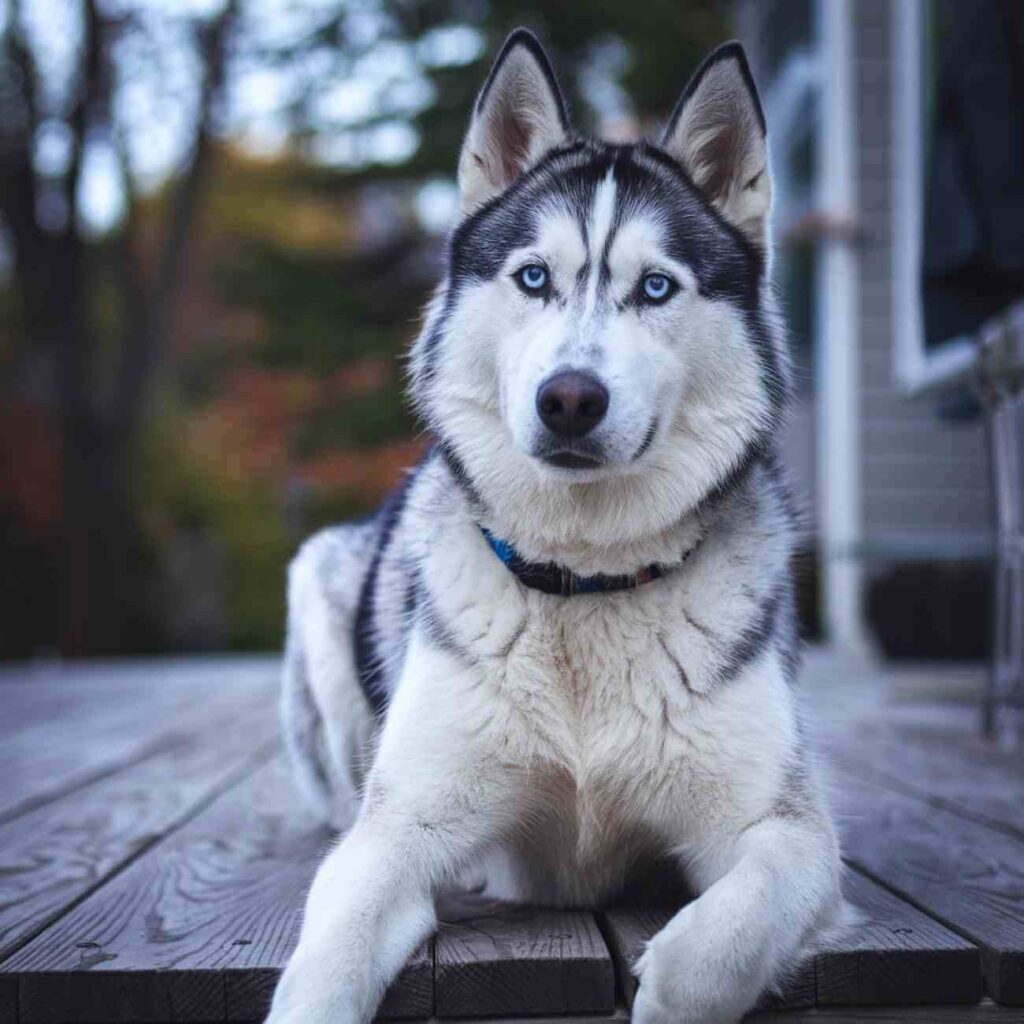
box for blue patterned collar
[481,527,670,596]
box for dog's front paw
[264,948,365,1024]
[630,970,678,1024]
[631,925,757,1024]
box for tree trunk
[2,0,238,655]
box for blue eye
[517,264,548,293]
[642,273,673,302]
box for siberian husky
[268,30,842,1024]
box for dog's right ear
[457,29,570,214]
[660,42,771,252]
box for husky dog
[268,30,842,1024]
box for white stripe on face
[581,170,618,320]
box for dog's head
[411,30,788,545]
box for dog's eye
[516,264,549,294]
[642,273,674,303]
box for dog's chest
[430,559,790,866]
[495,599,706,832]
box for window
[892,0,1024,390]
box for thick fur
[269,32,842,1024]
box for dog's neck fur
[443,441,746,578]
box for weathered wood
[837,773,1024,1004]
[0,701,276,963]
[435,904,614,1018]
[817,869,981,1005]
[0,658,276,734]
[0,670,144,737]
[599,905,665,1009]
[747,1003,1022,1022]
[0,661,279,824]
[3,756,432,1022]
[1,1006,1021,1024]
[427,1011,630,1023]
[0,971,16,1023]
[222,939,433,1022]
[823,707,1024,840]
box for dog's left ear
[458,28,571,214]
[661,42,771,251]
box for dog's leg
[266,641,514,1024]
[632,815,841,1024]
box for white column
[815,0,867,650]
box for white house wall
[853,0,993,561]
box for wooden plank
[817,870,981,1005]
[0,661,279,824]
[3,755,431,1022]
[837,773,1024,1004]
[0,702,277,964]
[600,869,979,1010]
[823,710,1024,840]
[2,1006,1020,1024]
[428,1011,629,1024]
[748,1004,1022,1022]
[0,700,280,962]
[0,697,198,823]
[0,972,16,1024]
[435,904,614,1018]
[0,672,144,738]
[225,939,433,1022]
[601,907,815,1012]
[600,905,663,1008]
[0,657,276,738]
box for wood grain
[817,869,981,1005]
[823,707,1024,840]
[3,756,432,1022]
[425,1011,630,1024]
[747,1003,1022,1022]
[0,662,279,824]
[0,657,276,733]
[435,905,614,1018]
[0,704,277,965]
[837,773,1024,1004]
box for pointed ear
[457,28,571,214]
[661,42,771,250]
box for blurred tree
[238,0,725,180]
[0,0,238,654]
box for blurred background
[1,0,1021,696]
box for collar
[481,527,673,597]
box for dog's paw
[631,932,751,1024]
[263,949,365,1024]
[630,976,677,1024]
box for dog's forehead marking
[582,169,618,319]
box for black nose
[536,370,609,439]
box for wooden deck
[0,651,1022,1022]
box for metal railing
[977,303,1024,744]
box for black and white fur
[269,31,842,1024]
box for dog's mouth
[541,451,604,470]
